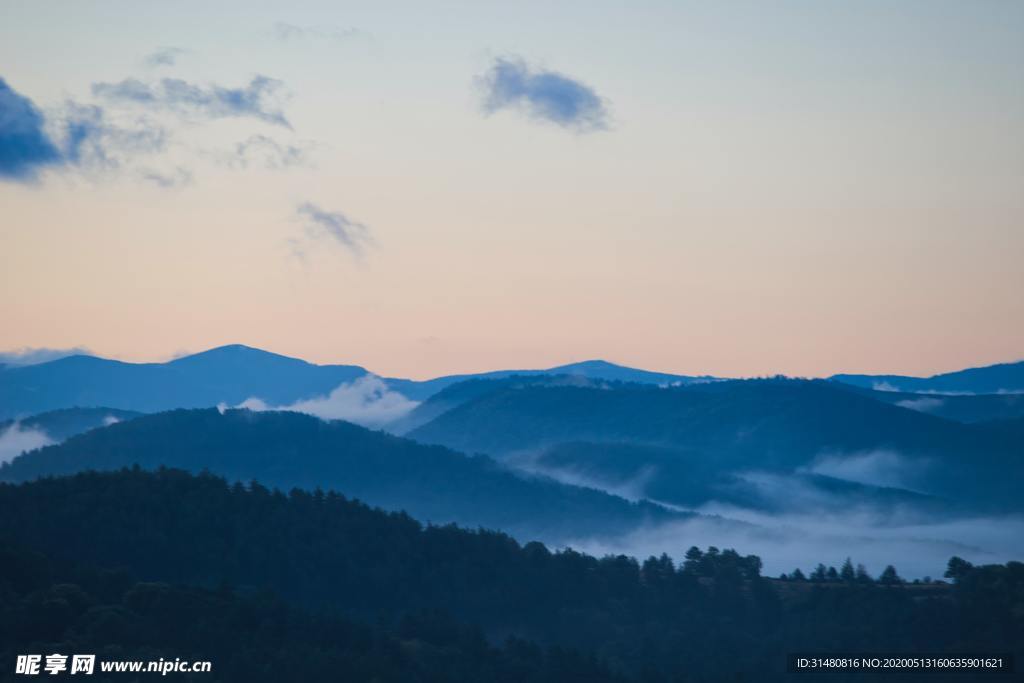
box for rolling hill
[0,407,685,543]
[831,360,1024,394]
[407,378,1023,511]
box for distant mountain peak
[169,344,302,362]
[552,359,622,371]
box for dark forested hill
[1,468,1020,682]
[408,378,1023,511]
[0,408,682,542]
[0,541,628,683]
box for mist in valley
[504,446,1024,579]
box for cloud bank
[478,57,609,132]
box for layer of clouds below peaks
[507,447,1017,578]
[803,449,927,490]
[229,375,418,429]
[569,507,1024,581]
[478,57,609,133]
[895,396,945,413]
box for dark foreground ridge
[1,468,1021,682]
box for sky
[1,0,1022,380]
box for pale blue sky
[1,1,1021,378]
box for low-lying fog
[566,506,1024,580]
[511,452,1024,579]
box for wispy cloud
[272,22,364,44]
[143,46,187,68]
[0,77,64,181]
[0,346,91,367]
[92,76,291,128]
[804,449,928,491]
[0,422,54,464]
[138,166,192,188]
[895,396,945,413]
[228,134,312,169]
[477,57,609,132]
[58,101,168,171]
[295,201,373,258]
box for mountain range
[407,377,1024,512]
[1,343,1022,576]
[2,344,1021,422]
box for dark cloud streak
[92,76,291,128]
[478,57,609,132]
[0,77,64,181]
[143,47,187,68]
[296,201,373,258]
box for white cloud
[236,375,418,429]
[0,422,54,464]
[236,397,271,411]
